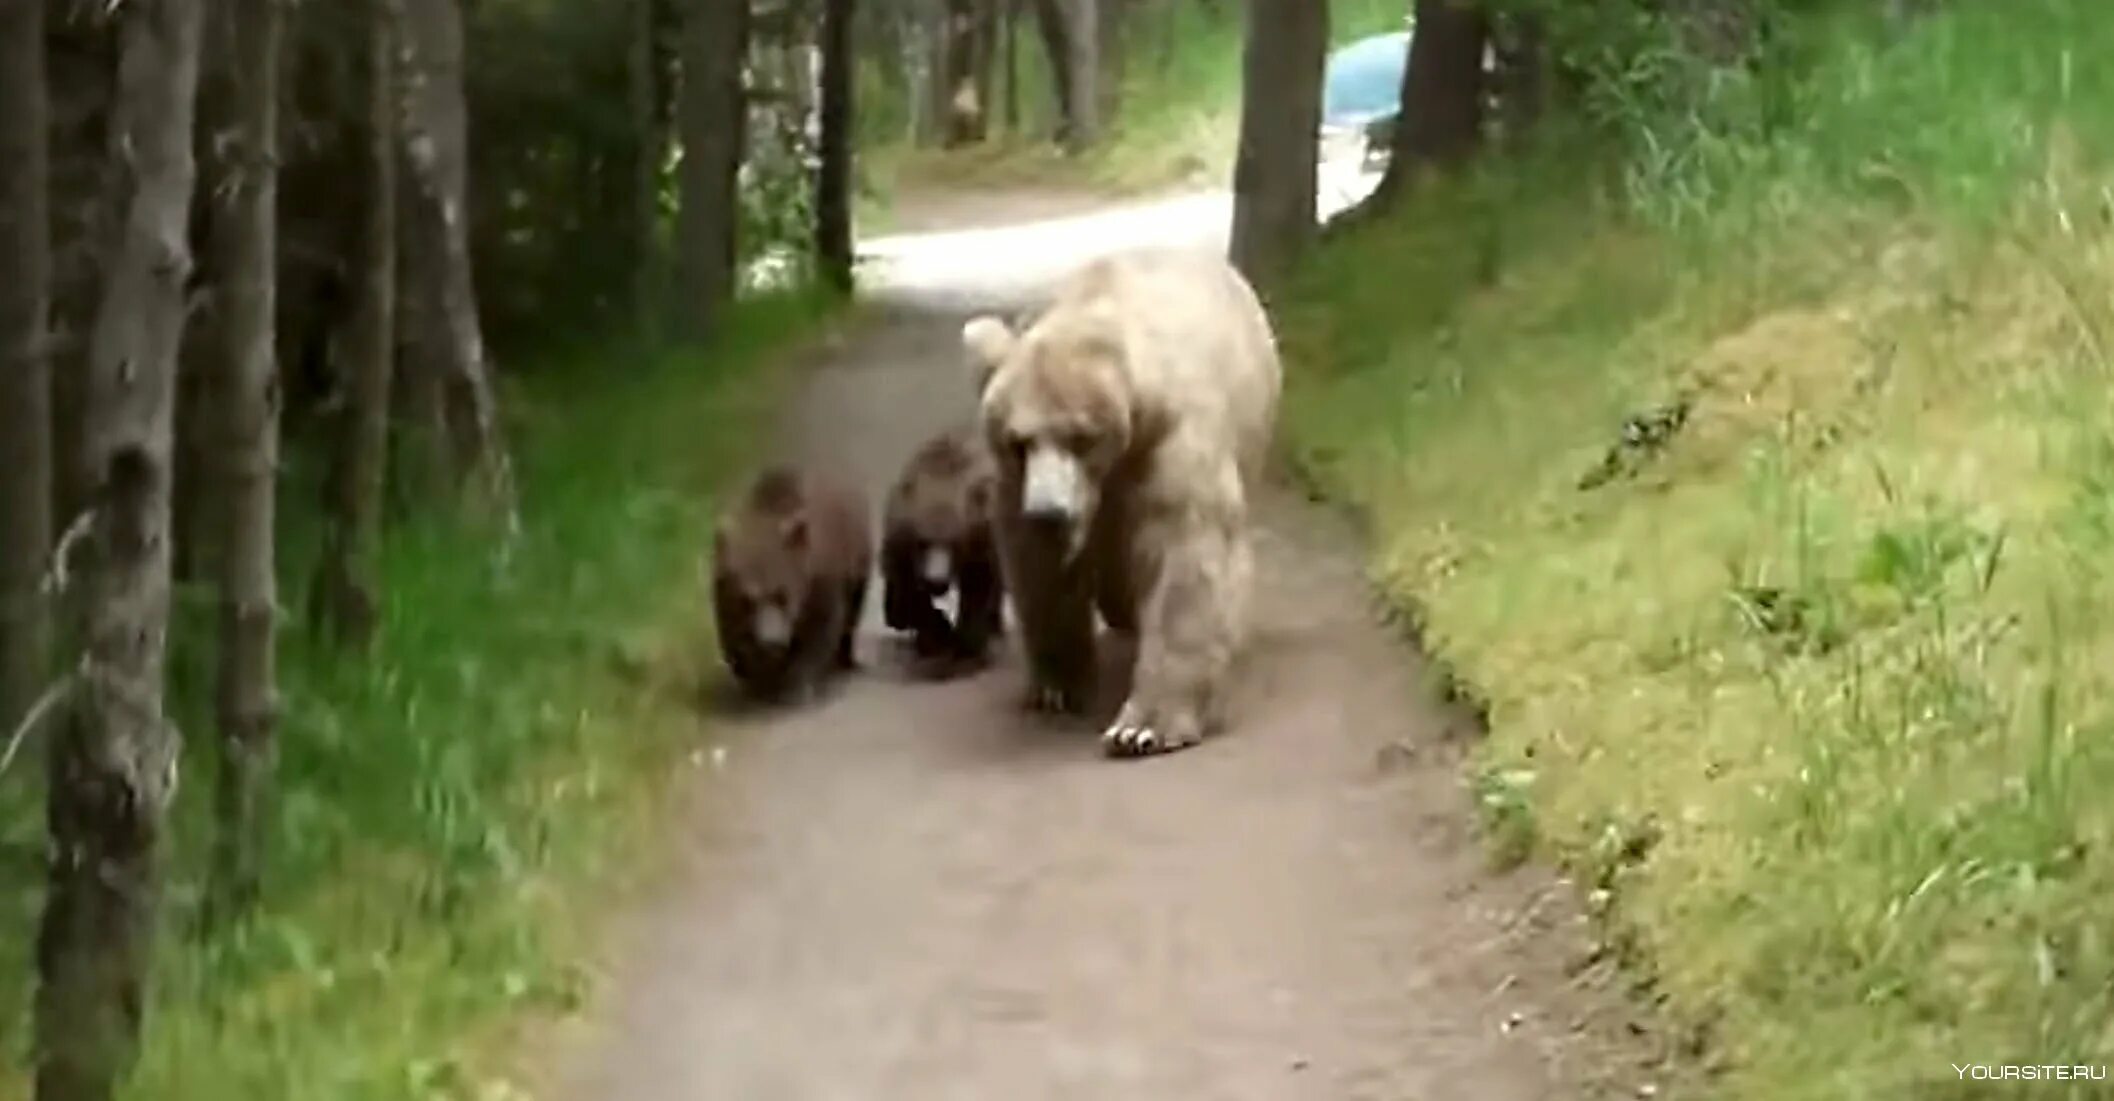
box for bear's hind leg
[836,574,868,669]
[785,588,848,703]
[1013,576,1096,713]
[952,551,1004,664]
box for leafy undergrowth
[0,292,835,1100]
[1281,5,2114,1098]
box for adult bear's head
[963,309,1135,563]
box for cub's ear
[962,316,1015,393]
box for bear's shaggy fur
[882,426,1005,671]
[711,464,873,702]
[964,248,1282,756]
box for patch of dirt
[875,184,1131,236]
[536,193,1689,1099]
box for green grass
[0,291,835,1100]
[1280,3,2114,1097]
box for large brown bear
[962,248,1282,757]
[881,426,1005,671]
[711,464,873,703]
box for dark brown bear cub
[882,427,1004,671]
[712,464,873,702]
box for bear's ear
[962,316,1015,393]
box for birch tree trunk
[33,0,203,1095]
[397,0,514,521]
[316,0,398,649]
[206,0,285,922]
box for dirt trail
[545,194,1669,1099]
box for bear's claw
[1025,683,1079,713]
[1100,719,1200,758]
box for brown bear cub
[881,427,1005,671]
[711,464,873,702]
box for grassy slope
[0,294,833,1099]
[1280,4,2114,1097]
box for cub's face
[716,514,814,648]
[898,472,992,594]
[963,315,1131,562]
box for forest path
[543,188,1667,1100]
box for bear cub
[882,426,1005,671]
[711,463,873,702]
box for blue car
[1322,30,1411,164]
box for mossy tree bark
[33,0,203,1095]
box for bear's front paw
[1100,703,1204,758]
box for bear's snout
[1020,445,1089,526]
[753,604,792,648]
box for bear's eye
[1061,429,1097,455]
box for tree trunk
[1668,0,1758,65]
[315,0,398,650]
[1092,0,1123,130]
[941,0,980,145]
[971,0,998,141]
[915,0,948,146]
[397,0,513,521]
[1028,0,1074,145]
[1229,0,1325,287]
[1371,0,1487,203]
[204,0,283,924]
[45,9,119,568]
[172,36,231,591]
[815,0,855,293]
[1493,8,1546,144]
[1,0,54,743]
[1064,0,1099,150]
[33,0,202,1095]
[1002,0,1020,133]
[675,0,748,342]
[629,0,663,324]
